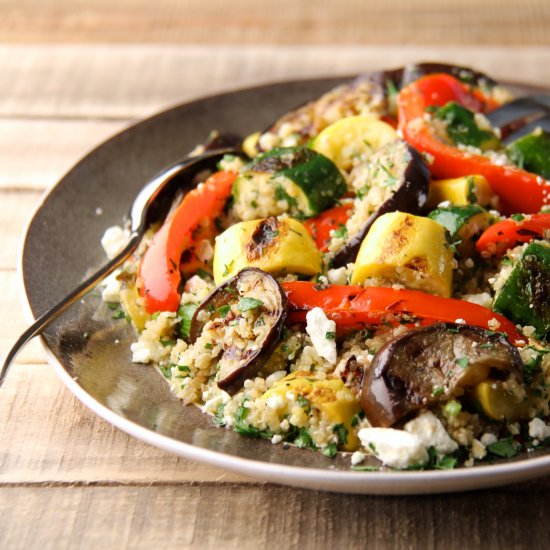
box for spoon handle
[0,233,141,388]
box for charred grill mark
[517,228,542,237]
[246,217,281,261]
[405,256,428,272]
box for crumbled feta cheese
[358,427,429,469]
[265,370,287,388]
[266,394,285,410]
[101,225,131,259]
[101,272,121,303]
[202,394,224,414]
[529,418,550,441]
[351,451,365,466]
[131,340,152,364]
[454,318,466,325]
[271,434,283,444]
[480,433,498,447]
[404,411,458,456]
[327,267,348,285]
[462,292,492,309]
[305,307,337,364]
[488,318,501,331]
[522,325,536,338]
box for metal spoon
[0,146,242,387]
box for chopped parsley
[238,297,264,312]
[274,183,298,209]
[333,424,348,447]
[159,365,173,379]
[111,309,126,320]
[222,260,234,277]
[294,428,315,449]
[325,331,336,340]
[217,304,231,318]
[296,394,311,413]
[455,357,470,369]
[332,224,348,239]
[487,437,522,458]
[322,443,338,458]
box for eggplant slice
[190,268,287,395]
[256,62,498,154]
[360,323,523,427]
[331,139,430,267]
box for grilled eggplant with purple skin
[331,139,430,267]
[360,323,523,427]
[255,63,497,154]
[190,268,287,395]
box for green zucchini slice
[493,242,550,340]
[232,146,346,220]
[506,128,550,180]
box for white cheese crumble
[305,307,337,364]
[529,418,550,441]
[462,292,493,309]
[327,267,348,285]
[101,225,131,259]
[351,451,365,466]
[265,370,287,388]
[131,340,152,364]
[358,427,429,469]
[480,433,498,447]
[404,411,459,456]
[101,272,122,303]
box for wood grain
[0,362,248,484]
[1,0,550,46]
[0,119,130,190]
[1,483,550,550]
[1,46,550,121]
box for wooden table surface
[2,2,550,548]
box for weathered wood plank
[1,45,550,120]
[0,190,45,268]
[1,483,549,550]
[0,362,249,484]
[0,118,131,189]
[1,0,549,46]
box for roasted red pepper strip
[475,213,550,257]
[303,203,353,252]
[398,73,550,214]
[138,170,237,313]
[282,282,524,346]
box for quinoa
[103,65,550,471]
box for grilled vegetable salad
[102,63,550,471]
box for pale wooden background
[2,1,550,548]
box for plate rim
[19,75,550,494]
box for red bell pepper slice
[475,213,550,257]
[282,282,524,346]
[398,73,550,214]
[138,170,237,313]
[303,203,353,252]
